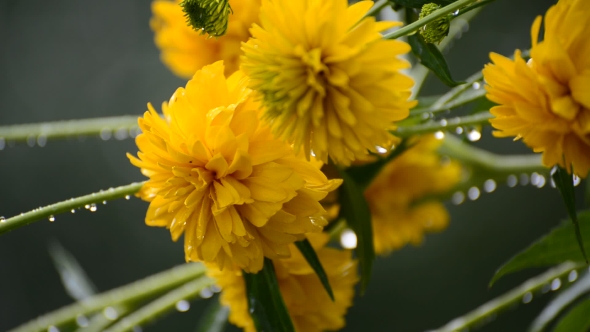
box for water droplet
[103,200,107,205]
[439,119,448,127]
[541,283,551,293]
[132,326,142,332]
[200,288,214,299]
[376,146,387,154]
[125,195,131,200]
[455,127,464,134]
[103,307,118,320]
[568,270,578,282]
[129,127,141,138]
[453,10,459,16]
[340,229,357,249]
[467,187,480,201]
[71,209,76,214]
[100,128,112,141]
[522,292,533,304]
[89,204,97,212]
[175,299,191,312]
[434,131,445,140]
[76,315,89,327]
[115,128,129,140]
[47,326,60,332]
[37,135,47,147]
[211,284,222,293]
[421,112,433,120]
[551,278,562,291]
[84,204,90,210]
[472,82,481,89]
[0,216,5,223]
[536,175,546,188]
[483,179,496,193]
[550,178,557,188]
[530,172,540,186]
[452,192,465,205]
[507,175,517,187]
[466,129,481,142]
[573,175,581,186]
[0,137,5,150]
[519,173,529,186]
[48,215,55,222]
[27,135,36,147]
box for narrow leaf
[490,211,590,286]
[552,166,588,263]
[49,241,97,301]
[244,258,295,332]
[388,0,455,8]
[553,298,590,332]
[195,297,229,332]
[294,239,334,301]
[408,34,465,87]
[337,168,374,293]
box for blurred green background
[1,0,586,331]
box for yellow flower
[483,0,590,178]
[241,0,416,165]
[364,136,462,254]
[127,62,341,273]
[151,0,260,78]
[208,233,358,332]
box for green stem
[393,111,493,137]
[412,71,484,115]
[434,262,580,332]
[9,263,207,332]
[0,116,139,142]
[0,182,145,235]
[384,0,479,40]
[77,304,131,332]
[103,277,216,332]
[364,0,389,18]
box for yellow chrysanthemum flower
[208,233,358,332]
[483,0,590,178]
[127,62,342,272]
[364,136,462,254]
[151,0,260,78]
[241,0,416,165]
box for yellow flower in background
[364,136,462,255]
[208,233,358,332]
[484,0,590,178]
[128,62,341,273]
[241,0,415,165]
[151,0,260,78]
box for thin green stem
[0,116,139,142]
[434,262,581,332]
[77,304,131,332]
[104,277,216,332]
[364,0,389,18]
[0,182,145,235]
[412,71,484,115]
[384,0,479,40]
[393,111,493,137]
[9,263,207,332]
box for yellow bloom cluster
[242,0,416,165]
[128,62,341,272]
[150,0,260,78]
[484,0,590,178]
[365,136,462,254]
[207,234,358,332]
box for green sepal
[408,33,465,87]
[180,0,231,37]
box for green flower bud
[419,3,450,44]
[180,0,232,38]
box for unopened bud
[180,0,232,38]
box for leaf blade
[243,258,295,332]
[294,239,334,301]
[408,34,465,87]
[553,298,590,332]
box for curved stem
[434,262,581,332]
[104,277,216,332]
[9,263,207,332]
[0,182,145,235]
[364,0,389,18]
[384,0,479,40]
[393,111,493,137]
[0,116,139,142]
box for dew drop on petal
[483,179,496,193]
[507,175,517,187]
[376,146,387,154]
[176,300,191,312]
[340,229,357,249]
[452,192,465,205]
[522,292,533,304]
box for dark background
[1,0,585,331]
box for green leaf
[294,239,334,301]
[553,298,590,332]
[408,34,465,87]
[490,211,590,286]
[388,0,455,9]
[195,297,229,332]
[552,166,588,263]
[337,168,375,293]
[585,178,590,207]
[49,241,97,301]
[243,258,295,332]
